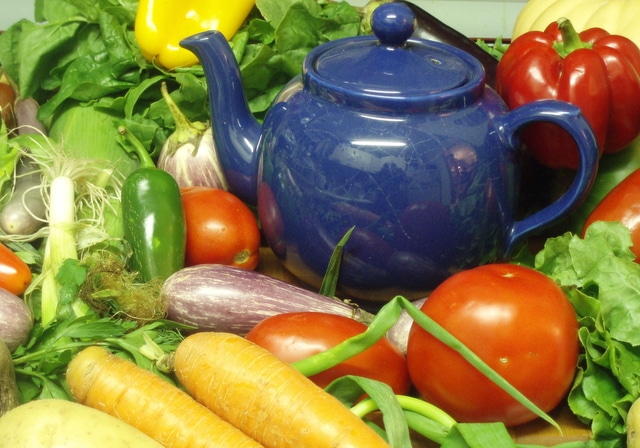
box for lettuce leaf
[516,221,640,447]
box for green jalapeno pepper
[118,126,186,282]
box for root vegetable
[173,331,391,448]
[0,399,164,447]
[66,345,264,448]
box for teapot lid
[303,2,486,112]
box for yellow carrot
[174,331,391,448]
[66,345,264,448]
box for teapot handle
[497,100,599,255]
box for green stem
[291,295,404,376]
[160,82,207,156]
[351,395,456,445]
[319,226,355,298]
[12,341,94,365]
[13,367,48,381]
[117,126,156,169]
[554,17,591,57]
[404,410,451,445]
[352,394,457,429]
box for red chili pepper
[496,18,640,170]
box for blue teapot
[181,3,598,301]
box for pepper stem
[554,17,592,58]
[118,126,156,169]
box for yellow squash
[135,0,255,69]
[512,0,640,49]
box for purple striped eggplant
[161,264,375,335]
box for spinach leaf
[0,0,362,152]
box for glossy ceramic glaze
[181,3,599,301]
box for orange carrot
[66,345,264,448]
[174,332,391,448]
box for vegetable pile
[0,0,366,408]
[1,0,640,447]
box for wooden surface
[256,247,593,446]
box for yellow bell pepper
[513,0,640,49]
[135,0,255,70]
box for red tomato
[0,242,31,296]
[582,168,640,262]
[180,186,261,269]
[245,312,411,394]
[406,263,578,427]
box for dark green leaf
[319,226,354,297]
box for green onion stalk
[0,130,124,325]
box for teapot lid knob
[302,1,486,113]
[371,2,416,46]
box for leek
[1,131,125,325]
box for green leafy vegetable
[10,252,192,402]
[516,221,640,448]
[327,375,413,447]
[0,121,21,197]
[319,225,354,297]
[476,37,509,61]
[0,0,362,157]
[0,0,364,408]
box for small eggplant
[161,264,375,335]
[157,82,229,190]
[0,98,48,236]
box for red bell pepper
[496,18,640,170]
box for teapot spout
[181,31,262,205]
